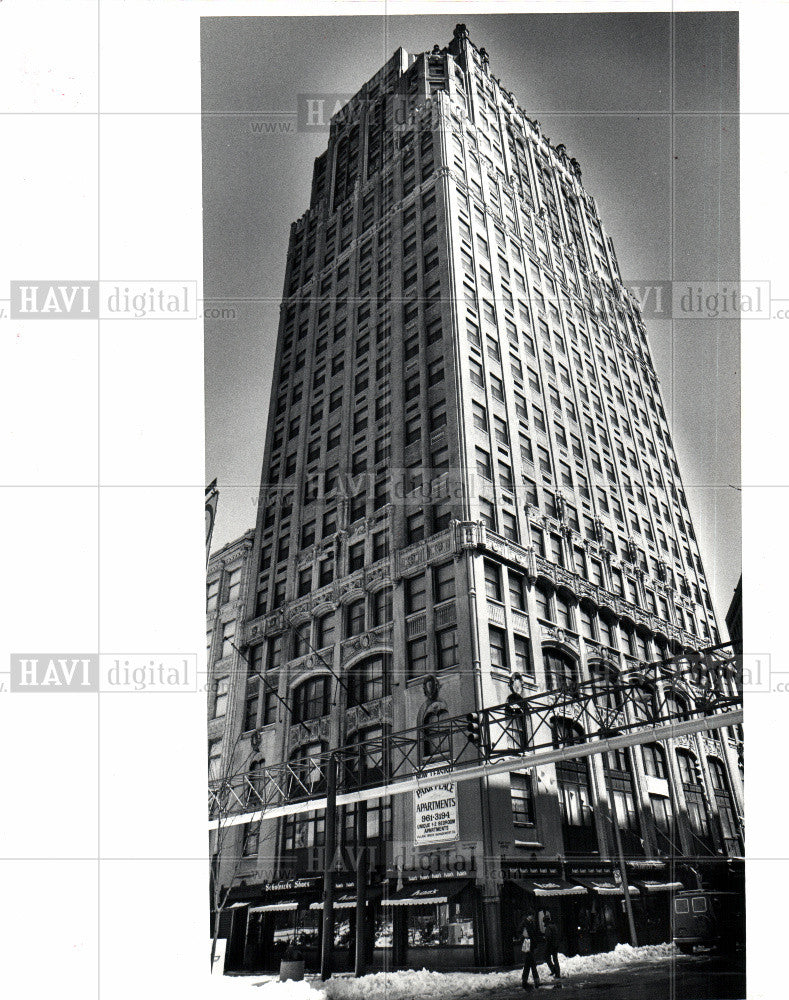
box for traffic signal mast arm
[209,643,742,828]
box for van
[672,890,744,954]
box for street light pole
[354,798,368,977]
[320,754,338,981]
[603,759,638,947]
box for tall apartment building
[211,24,744,974]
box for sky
[201,11,740,622]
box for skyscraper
[210,24,743,974]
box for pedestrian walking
[519,914,541,990]
[543,912,561,979]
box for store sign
[414,767,458,845]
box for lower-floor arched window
[676,749,714,852]
[553,718,597,855]
[604,748,643,855]
[543,648,578,692]
[422,707,450,761]
[707,756,742,855]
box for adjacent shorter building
[208,24,744,976]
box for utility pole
[602,759,638,947]
[320,754,338,981]
[354,798,368,977]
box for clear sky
[202,11,740,623]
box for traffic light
[465,712,483,747]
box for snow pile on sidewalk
[200,942,674,1000]
[553,941,674,978]
[324,943,675,999]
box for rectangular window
[348,540,365,572]
[433,562,455,603]
[213,676,229,718]
[405,574,427,614]
[407,637,428,675]
[221,622,235,659]
[436,628,459,670]
[489,625,508,669]
[513,635,532,676]
[508,569,525,611]
[484,560,503,602]
[476,447,493,481]
[510,772,535,825]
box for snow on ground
[324,943,674,999]
[202,943,675,1000]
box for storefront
[500,862,588,962]
[565,863,639,954]
[242,876,323,972]
[626,861,687,945]
[309,880,384,972]
[381,873,479,970]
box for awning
[571,877,640,897]
[250,900,301,913]
[226,901,250,909]
[636,880,685,893]
[509,878,587,898]
[382,878,471,907]
[309,885,383,910]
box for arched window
[422,707,450,760]
[641,742,676,854]
[552,718,597,855]
[347,724,388,785]
[630,681,657,721]
[292,675,330,722]
[346,598,366,637]
[676,749,713,849]
[604,747,643,855]
[663,690,689,722]
[590,661,623,710]
[288,740,327,796]
[543,648,577,691]
[707,757,741,855]
[347,654,390,706]
[642,743,667,779]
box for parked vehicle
[672,890,744,954]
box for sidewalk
[203,943,676,1000]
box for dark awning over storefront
[571,876,640,897]
[382,878,472,907]
[309,884,384,910]
[250,899,302,913]
[508,878,587,898]
[252,875,322,914]
[634,880,685,893]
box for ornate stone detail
[287,714,331,753]
[345,695,393,733]
[423,675,440,702]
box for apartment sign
[414,767,458,845]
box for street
[482,953,745,1000]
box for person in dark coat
[543,911,561,978]
[519,914,541,990]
